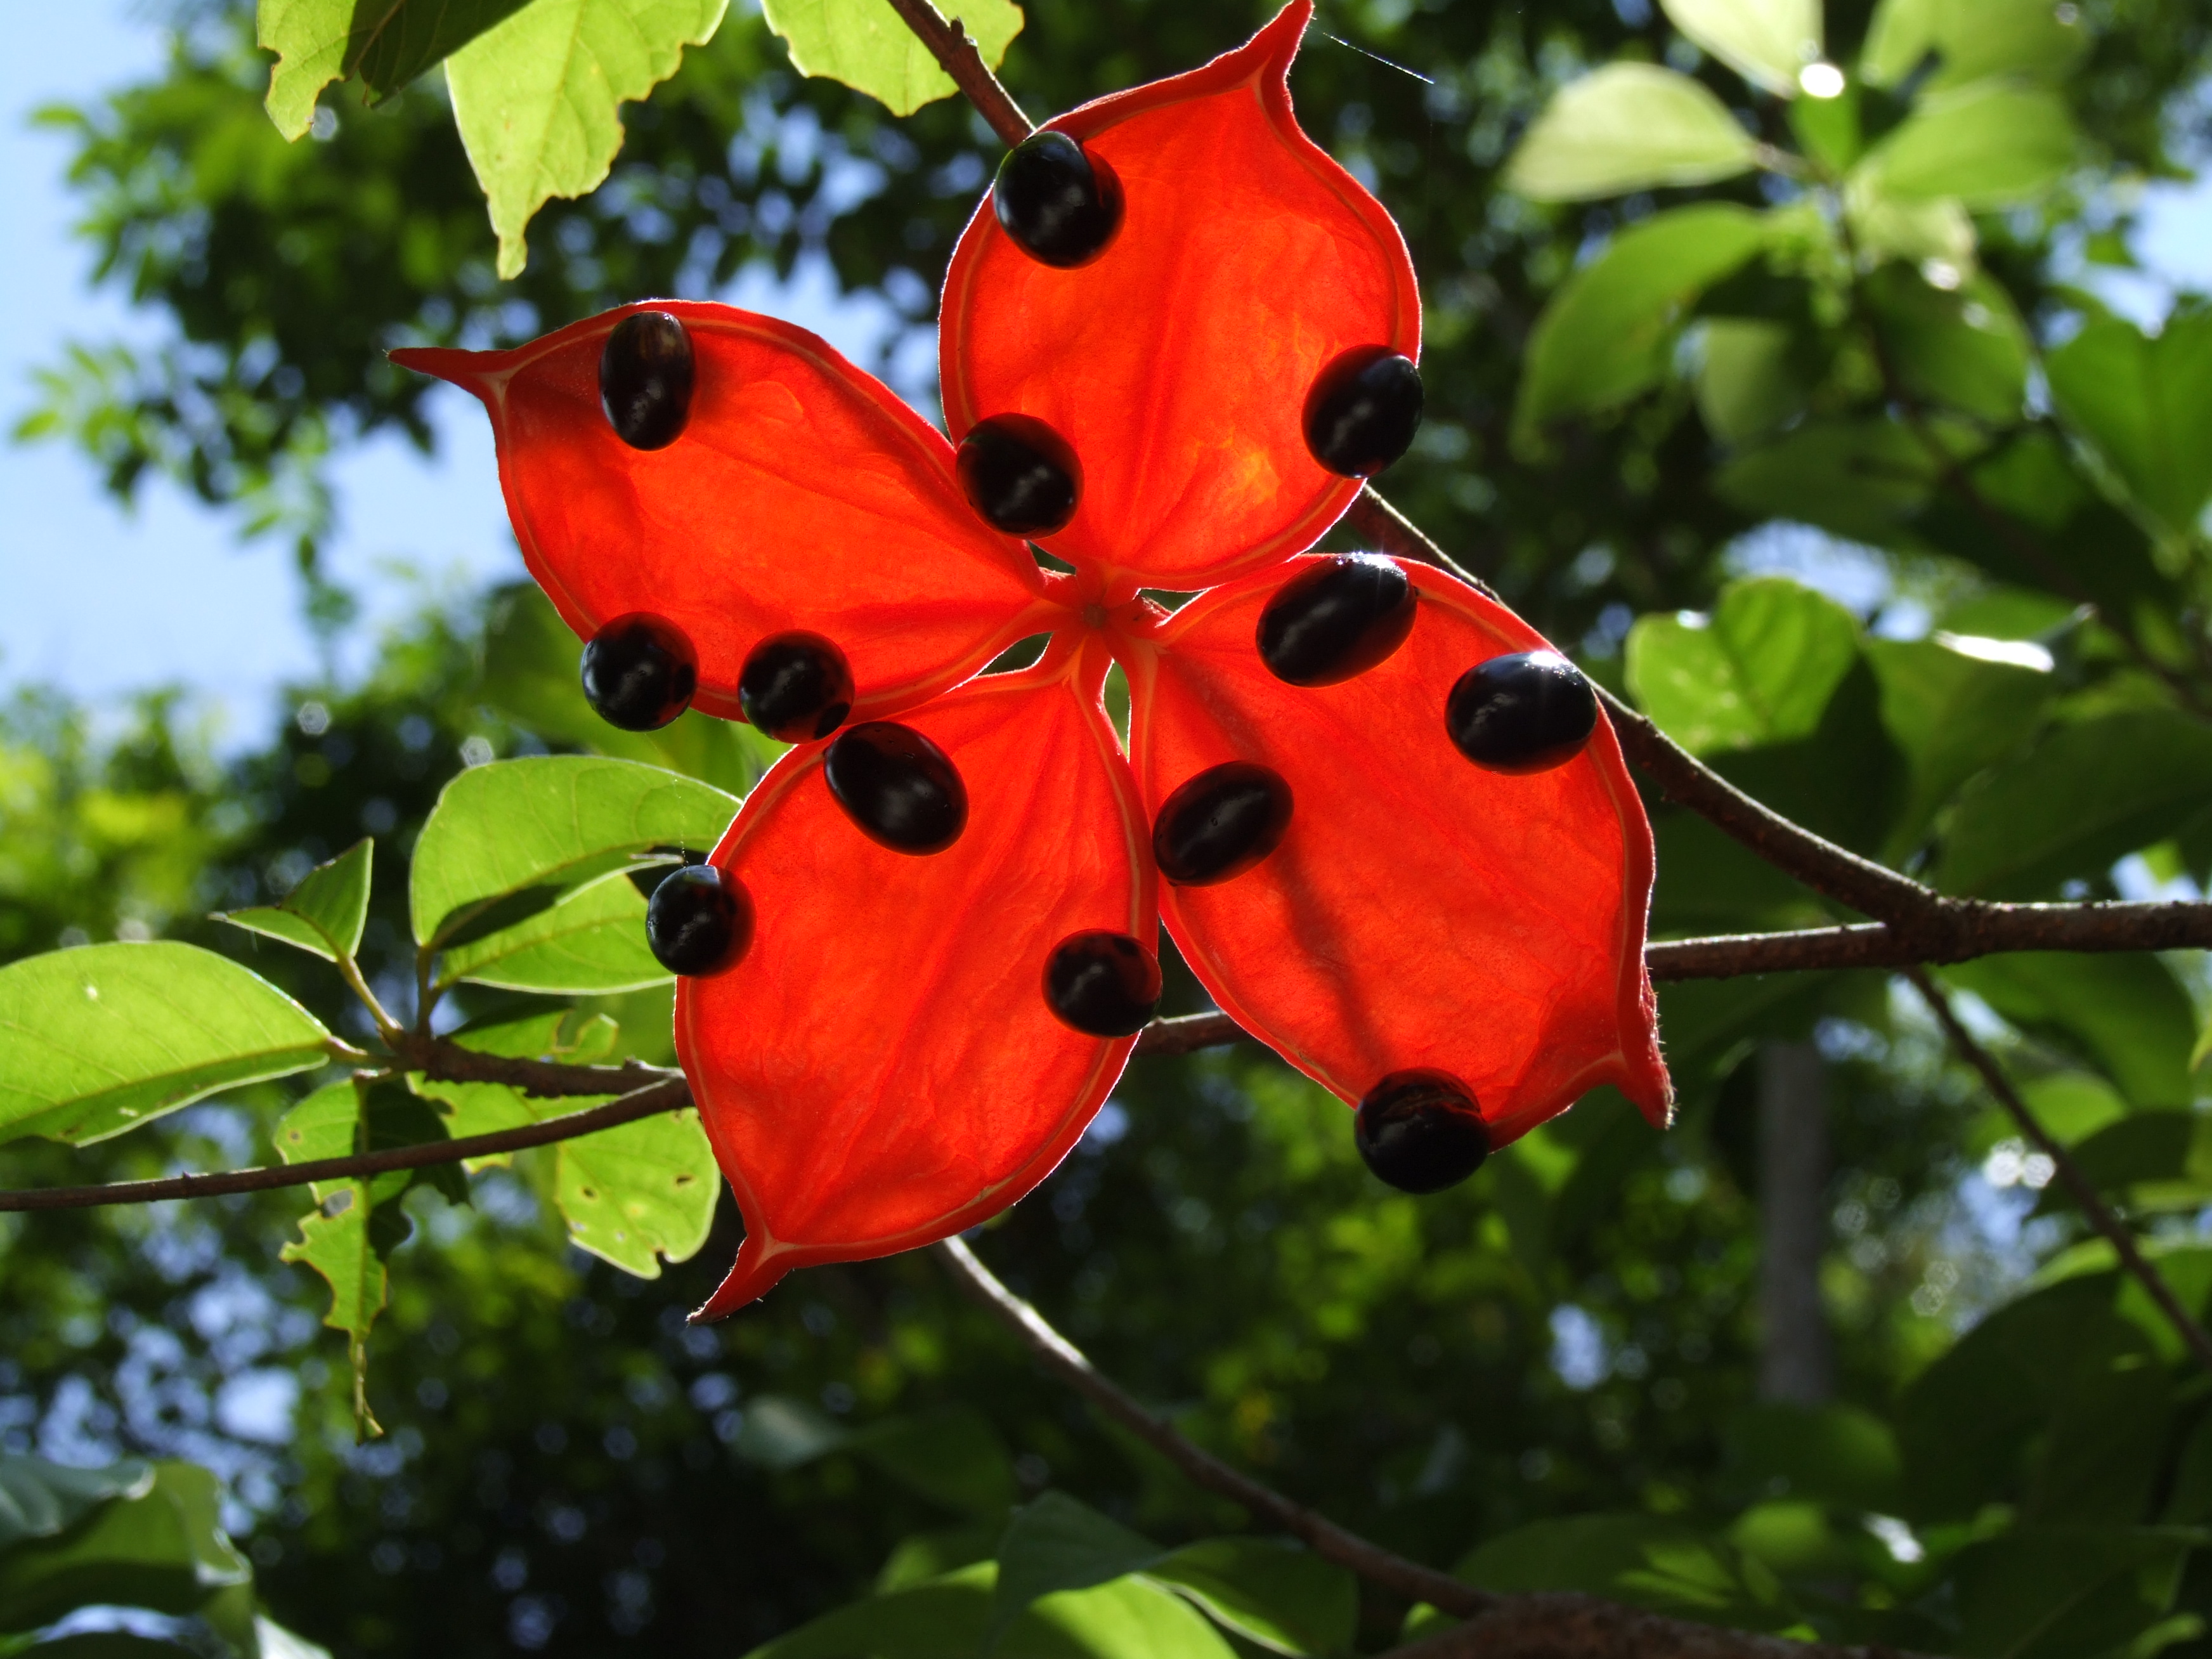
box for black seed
[824,722,968,854]
[739,632,854,742]
[1303,347,1423,477]
[958,415,1081,537]
[1355,1070,1488,1194]
[1256,554,1417,687]
[1043,931,1162,1038]
[1152,762,1292,887]
[992,131,1124,268]
[1445,650,1598,774]
[581,613,698,731]
[599,311,696,450]
[647,864,753,976]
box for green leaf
[553,1106,717,1277]
[0,943,334,1147]
[1145,1539,1355,1658]
[1942,953,2197,1111]
[2045,311,2212,536]
[1724,1402,1903,1513]
[1026,1575,1237,1659]
[1855,83,2078,209]
[281,1189,386,1342]
[743,1560,996,1659]
[1859,0,2089,91]
[1452,1515,1792,1629]
[847,1409,1018,1521]
[1517,205,1769,431]
[1864,266,2029,424]
[1626,578,1861,757]
[1865,632,2053,860]
[732,1395,849,1470]
[1504,65,1759,202]
[1936,710,2212,897]
[1842,171,1976,272]
[991,1493,1162,1649]
[446,0,729,279]
[1949,1528,2192,1659]
[0,1458,153,1551]
[218,838,373,963]
[761,0,1022,117]
[0,1464,248,1636]
[1714,419,1946,543]
[409,755,736,949]
[480,583,776,795]
[259,0,539,140]
[1694,320,1811,446]
[438,873,670,995]
[1657,0,1821,97]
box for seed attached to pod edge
[739,632,854,742]
[1043,931,1162,1038]
[1354,1070,1488,1194]
[1445,650,1598,774]
[647,864,753,976]
[1303,346,1422,478]
[824,722,969,855]
[581,613,698,731]
[993,131,1124,268]
[599,311,696,452]
[957,415,1081,537]
[1152,762,1293,887]
[1256,554,1415,687]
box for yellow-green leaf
[219,837,374,963]
[282,1187,387,1339]
[1658,0,1822,98]
[1505,65,1759,202]
[259,0,542,139]
[556,1108,718,1276]
[761,0,1022,117]
[446,0,730,279]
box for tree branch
[1904,968,2212,1378]
[1645,901,2212,979]
[881,0,1034,145]
[1382,1595,1920,1659]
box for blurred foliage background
[4,0,2212,1654]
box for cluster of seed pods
[396,1,1669,1317]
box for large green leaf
[1864,266,2029,424]
[446,0,729,278]
[2045,312,2212,537]
[1714,419,1949,545]
[436,873,670,995]
[990,1494,1162,1648]
[1842,171,1975,271]
[1504,66,1758,202]
[1859,0,2088,91]
[1724,1402,1902,1513]
[0,1459,153,1552]
[218,838,372,963]
[0,1464,248,1636]
[259,0,538,139]
[1942,954,2197,1111]
[552,1107,717,1277]
[1936,711,2212,897]
[1865,632,2053,859]
[761,0,1022,117]
[729,1400,1017,1518]
[1949,1529,2192,1659]
[1451,1514,1793,1629]
[1695,319,1812,446]
[409,756,735,949]
[1855,83,2078,208]
[1625,578,1861,757]
[1147,1539,1356,1658]
[0,944,334,1147]
[1517,205,1769,431]
[1657,0,1821,97]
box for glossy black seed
[824,722,968,854]
[1354,1070,1488,1194]
[599,311,696,450]
[1043,931,1162,1038]
[581,613,698,731]
[1256,554,1417,687]
[1446,650,1598,774]
[739,632,854,742]
[1152,762,1293,887]
[646,864,753,976]
[958,415,1081,537]
[993,130,1125,268]
[1303,347,1423,477]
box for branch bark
[1383,1596,1918,1659]
[1904,968,2212,1377]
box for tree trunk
[1757,1040,1832,1404]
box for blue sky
[1,5,2205,752]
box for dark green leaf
[0,1459,152,1551]
[1724,1402,1903,1513]
[848,1409,1017,1522]
[2046,311,2212,536]
[1715,419,1944,543]
[1949,1528,2192,1659]
[0,1464,248,1636]
[1864,266,2029,425]
[1452,1515,1793,1629]
[1943,953,2196,1110]
[1694,319,1812,446]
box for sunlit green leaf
[0,1464,248,1637]
[1860,0,2089,91]
[1944,953,2197,1111]
[1865,631,2053,859]
[1625,578,1861,756]
[1505,67,1758,203]
[2045,312,2212,536]
[1694,319,1811,446]
[0,1457,153,1552]
[438,873,670,995]
[1864,266,2029,424]
[446,0,729,278]
[761,0,1022,117]
[259,0,538,140]
[1146,1539,1356,1658]
[1855,83,2078,208]
[1842,171,1976,272]
[0,944,334,1147]
[1658,0,1821,97]
[218,837,373,963]
[990,1494,1161,1647]
[554,1107,717,1276]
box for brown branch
[880,0,1034,145]
[0,1079,691,1213]
[1348,486,1498,597]
[1904,968,2212,1377]
[932,1234,1499,1619]
[1647,901,2212,979]
[936,1235,1932,1659]
[388,1031,678,1099]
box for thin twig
[1904,968,2212,1377]
[1382,1596,1925,1659]
[1347,486,1496,596]
[0,1080,691,1213]
[932,1234,1499,1618]
[1645,902,2212,979]
[880,0,1034,145]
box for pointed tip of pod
[387,345,505,402]
[690,1235,792,1322]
